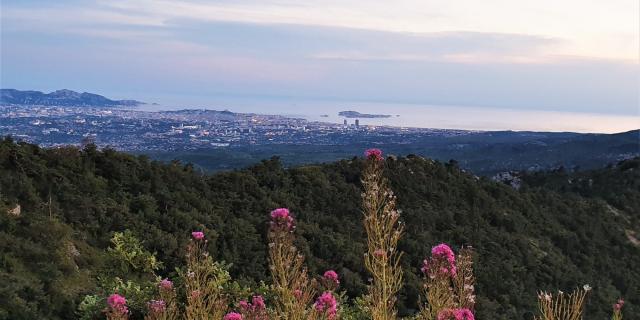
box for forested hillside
[0,138,638,319]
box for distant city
[0,104,471,152]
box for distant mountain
[0,89,142,107]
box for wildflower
[373,248,386,258]
[431,243,457,276]
[239,295,266,312]
[453,308,475,320]
[148,300,166,314]
[191,231,205,240]
[190,290,201,299]
[420,259,429,273]
[437,309,455,320]
[270,208,295,231]
[107,293,128,315]
[159,278,173,291]
[583,284,591,291]
[614,298,625,311]
[323,270,340,285]
[314,291,338,319]
[251,295,266,310]
[365,148,383,161]
[437,308,474,320]
[224,312,243,320]
[293,289,303,299]
[270,208,290,219]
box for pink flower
[224,312,243,320]
[293,289,303,299]
[314,291,338,319]
[323,270,340,285]
[614,298,625,311]
[251,295,266,310]
[373,249,386,258]
[191,231,205,240]
[159,278,173,291]
[148,300,166,314]
[420,259,429,273]
[270,208,290,219]
[270,208,295,231]
[437,309,455,320]
[239,295,267,312]
[453,308,475,320]
[190,290,201,299]
[431,243,457,277]
[437,308,474,320]
[365,148,383,161]
[107,293,128,315]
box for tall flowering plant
[144,278,179,320]
[419,244,476,320]
[182,231,230,320]
[361,148,404,320]
[310,270,342,320]
[534,285,591,320]
[105,293,129,320]
[237,295,269,320]
[267,208,315,319]
[612,298,624,320]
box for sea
[134,95,639,134]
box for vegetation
[0,138,638,319]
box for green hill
[0,138,638,319]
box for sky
[1,0,639,129]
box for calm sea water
[135,96,639,134]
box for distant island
[339,110,393,118]
[0,89,143,107]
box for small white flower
[583,284,592,291]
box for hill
[0,89,142,107]
[0,138,638,319]
[146,129,639,175]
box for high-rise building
[355,119,360,127]
[343,119,347,126]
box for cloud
[1,0,637,118]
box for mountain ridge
[0,139,637,319]
[0,89,143,107]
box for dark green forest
[0,137,638,319]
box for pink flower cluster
[437,308,475,320]
[191,231,205,240]
[224,312,243,320]
[314,291,338,319]
[270,208,295,231]
[422,243,457,277]
[159,278,173,291]
[148,299,166,314]
[107,293,128,315]
[614,298,625,311]
[239,295,268,319]
[364,148,383,161]
[323,270,340,285]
